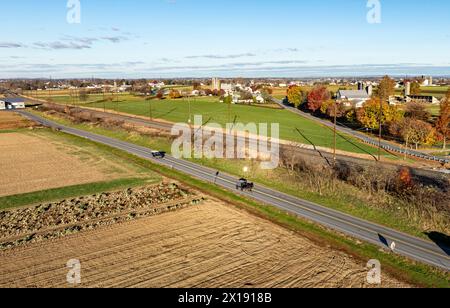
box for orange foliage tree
[306,86,330,112]
[435,92,450,149]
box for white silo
[405,82,411,96]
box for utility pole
[187,94,193,143]
[378,98,383,162]
[116,93,119,113]
[188,94,192,127]
[149,99,153,121]
[333,100,337,164]
[228,98,231,125]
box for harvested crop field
[0,193,409,288]
[0,130,151,198]
[0,112,36,130]
[0,183,202,249]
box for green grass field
[41,93,396,158]
[395,86,449,98]
[271,85,357,99]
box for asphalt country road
[32,101,450,181]
[17,110,450,271]
[272,97,450,165]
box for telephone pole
[188,94,192,127]
[378,98,383,162]
[333,100,337,164]
[149,99,153,121]
[228,98,231,125]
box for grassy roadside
[0,177,156,210]
[30,110,444,240]
[29,125,448,288]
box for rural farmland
[2,0,450,292]
[0,113,160,209]
[0,197,409,288]
[0,112,36,130]
[0,114,411,288]
[39,94,388,157]
[32,106,450,239]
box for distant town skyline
[0,0,449,78]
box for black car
[151,151,166,159]
[236,178,254,191]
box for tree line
[286,76,450,150]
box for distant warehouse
[0,98,26,110]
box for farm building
[336,90,370,108]
[406,95,440,105]
[4,98,25,110]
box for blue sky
[0,0,449,78]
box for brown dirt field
[0,112,36,130]
[0,184,201,249]
[0,132,131,197]
[0,200,410,288]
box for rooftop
[3,98,25,103]
[338,90,370,99]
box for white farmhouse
[337,90,370,108]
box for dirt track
[0,201,410,288]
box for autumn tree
[240,90,253,100]
[327,102,347,118]
[356,97,403,130]
[193,82,201,90]
[319,100,346,118]
[169,89,182,99]
[211,89,225,96]
[287,85,307,108]
[260,91,272,103]
[375,76,396,101]
[346,109,357,123]
[320,100,334,115]
[261,87,273,95]
[306,86,331,112]
[398,118,436,149]
[410,82,421,95]
[156,90,165,99]
[405,101,431,121]
[435,96,450,149]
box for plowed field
[0,200,409,288]
[0,112,35,130]
[0,131,148,197]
